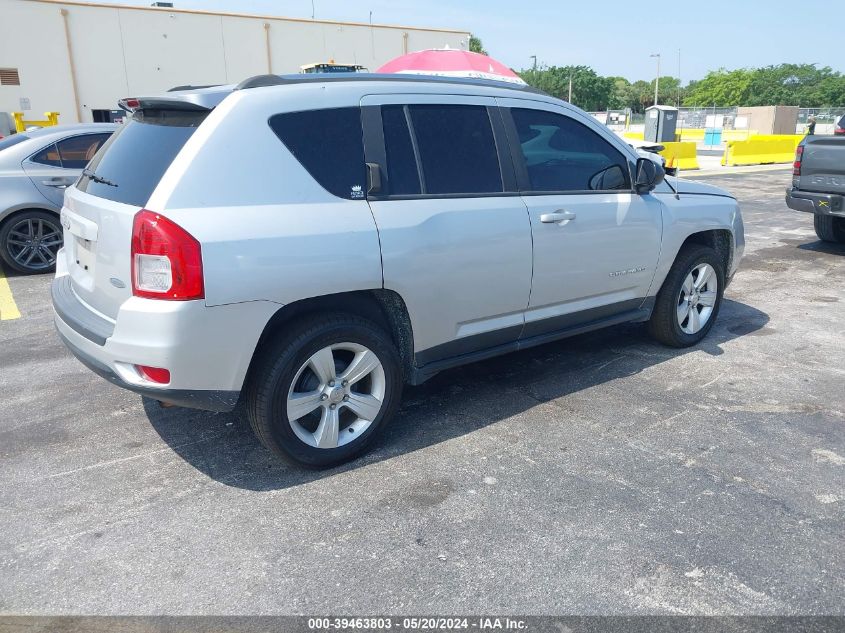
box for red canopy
[376,48,526,85]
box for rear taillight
[136,365,171,384]
[835,127,845,135]
[793,145,804,176]
[131,210,204,300]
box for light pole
[650,53,661,106]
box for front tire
[813,215,845,243]
[0,210,63,274]
[648,244,725,347]
[246,313,402,468]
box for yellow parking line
[0,265,21,321]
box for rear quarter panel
[146,88,383,307]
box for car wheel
[813,215,845,244]
[246,313,403,468]
[648,244,725,347]
[0,210,63,274]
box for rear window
[77,110,206,207]
[0,134,29,152]
[269,107,366,200]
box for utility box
[644,105,678,143]
[92,109,126,124]
[0,112,13,136]
[736,106,799,135]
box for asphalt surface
[1,170,843,615]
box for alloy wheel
[286,342,386,449]
[676,263,718,334]
[5,216,63,272]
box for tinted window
[511,108,631,192]
[31,142,62,167]
[0,134,29,152]
[382,105,421,195]
[408,104,502,195]
[78,110,206,207]
[56,133,111,169]
[269,107,365,200]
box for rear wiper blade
[82,168,117,188]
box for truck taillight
[793,145,804,176]
[131,210,204,300]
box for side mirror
[589,164,627,191]
[635,157,665,193]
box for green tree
[469,35,487,55]
[608,77,635,110]
[519,65,614,111]
[683,68,754,106]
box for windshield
[77,110,206,207]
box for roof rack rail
[168,84,222,92]
[235,75,293,90]
[235,72,545,95]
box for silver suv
[52,75,744,468]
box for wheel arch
[245,289,416,389]
[678,228,734,279]
[0,204,60,229]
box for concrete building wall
[737,106,800,135]
[0,0,470,124]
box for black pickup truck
[786,135,845,243]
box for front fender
[649,192,743,295]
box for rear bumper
[786,188,845,216]
[56,329,240,412]
[51,272,280,412]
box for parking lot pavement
[1,169,843,615]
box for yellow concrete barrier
[721,138,798,166]
[659,142,699,170]
[623,131,644,141]
[12,111,60,133]
[675,128,705,142]
[750,134,804,151]
[722,129,759,142]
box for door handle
[42,178,74,188]
[540,210,576,224]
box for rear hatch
[797,136,845,196]
[62,106,209,319]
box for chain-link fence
[622,106,843,128]
[798,108,843,124]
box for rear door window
[30,143,62,167]
[407,104,502,195]
[77,110,207,207]
[381,105,422,195]
[269,107,366,200]
[56,133,111,169]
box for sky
[104,0,841,83]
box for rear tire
[813,215,845,243]
[648,244,725,347]
[0,210,63,274]
[245,313,402,468]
